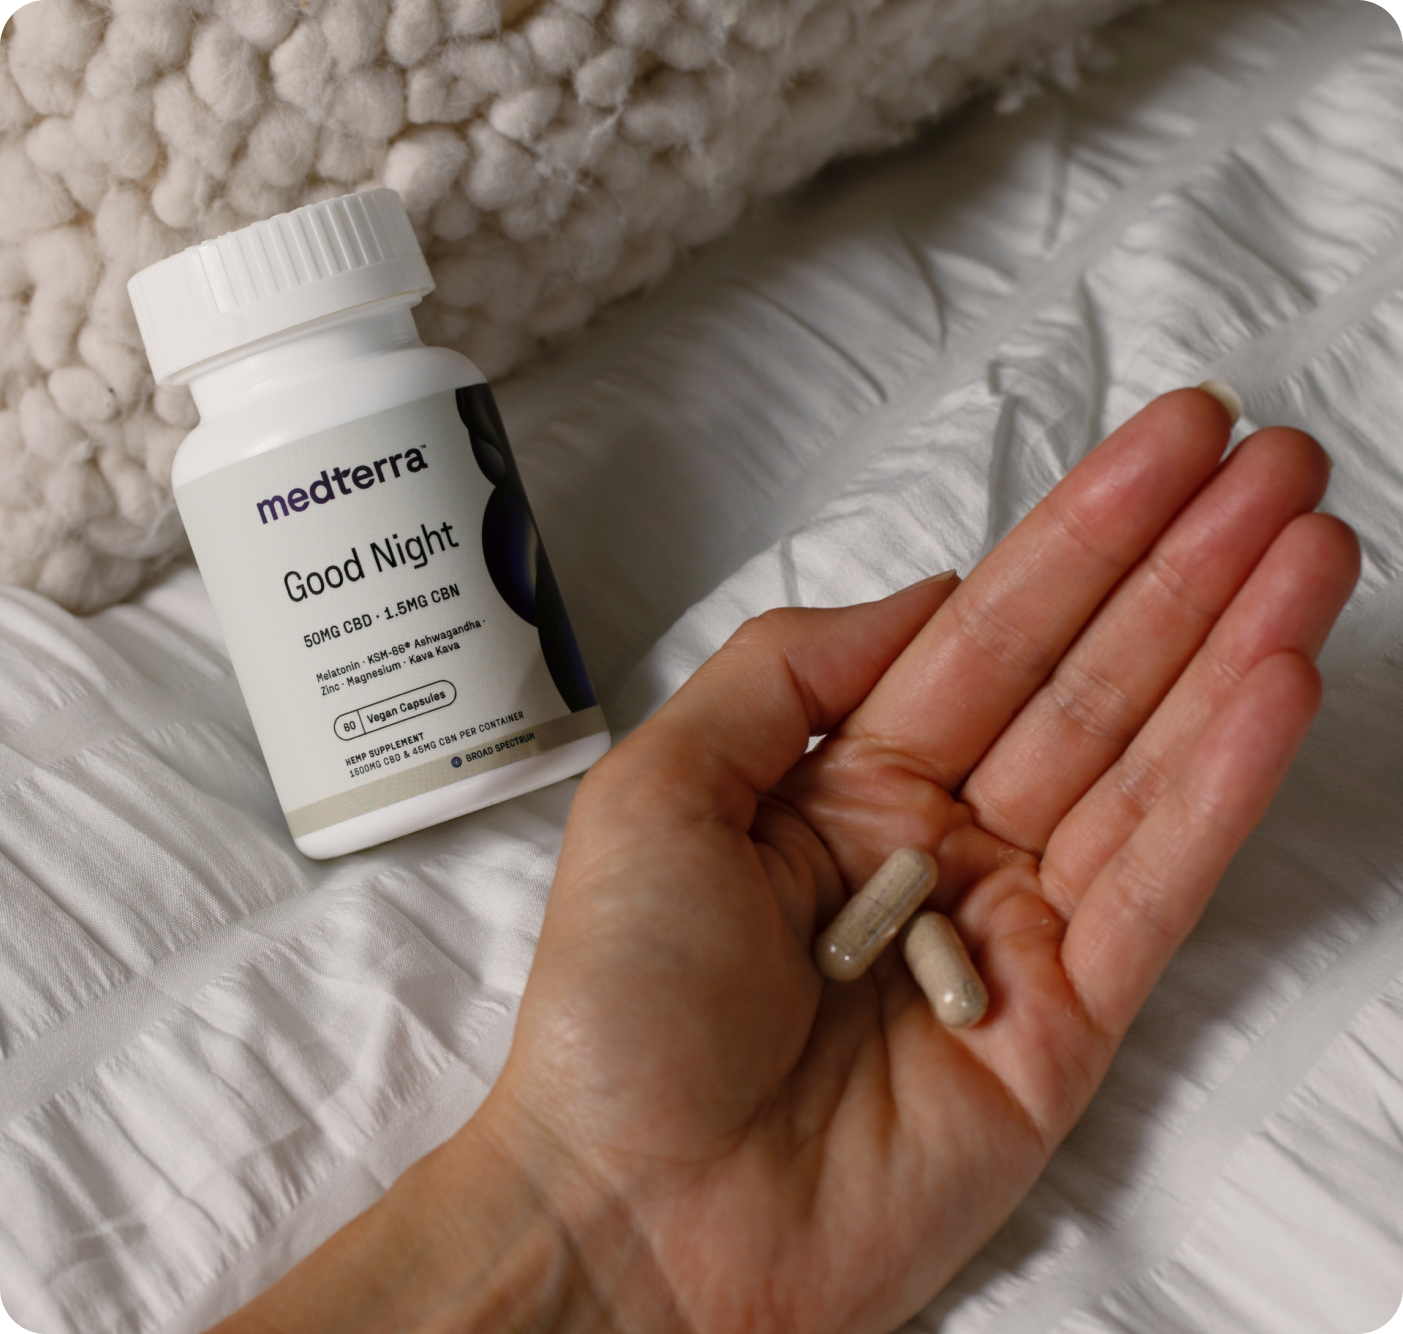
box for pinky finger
[1060,651,1321,1043]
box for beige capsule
[815,847,938,983]
[901,912,988,1028]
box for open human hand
[217,388,1359,1334]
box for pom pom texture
[0,0,1142,612]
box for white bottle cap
[128,189,435,384]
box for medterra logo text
[256,447,429,525]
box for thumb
[604,574,960,830]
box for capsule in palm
[901,911,988,1028]
[815,847,938,983]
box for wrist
[209,1087,686,1334]
[456,1084,690,1334]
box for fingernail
[1197,380,1243,427]
[913,570,959,589]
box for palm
[501,390,1359,1334]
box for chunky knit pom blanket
[1,0,1142,613]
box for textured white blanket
[1,0,1141,616]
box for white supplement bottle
[128,189,610,859]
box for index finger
[839,388,1236,788]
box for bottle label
[176,384,605,838]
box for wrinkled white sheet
[4,0,1403,1329]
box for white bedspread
[4,0,1403,1329]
